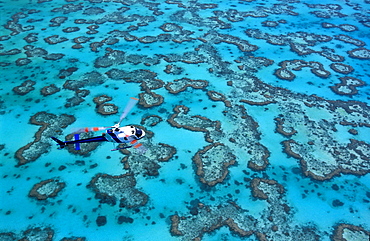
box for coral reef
[232,74,370,181]
[93,95,112,105]
[165,78,208,94]
[274,60,331,81]
[335,34,365,47]
[170,178,320,240]
[329,63,354,74]
[1,0,369,239]
[283,137,370,181]
[347,48,370,59]
[29,179,66,200]
[331,224,370,241]
[88,173,148,208]
[138,90,164,108]
[206,90,231,107]
[15,112,76,166]
[330,76,366,96]
[274,117,297,137]
[250,178,285,201]
[140,115,163,127]
[97,103,118,115]
[192,143,236,186]
[0,227,55,241]
[122,141,176,176]
[12,80,36,95]
[168,105,222,143]
[322,22,358,32]
[44,35,68,45]
[40,84,61,96]
[170,202,255,240]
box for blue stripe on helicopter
[74,134,81,150]
[107,129,122,143]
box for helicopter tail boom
[51,137,67,149]
[51,135,109,150]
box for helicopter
[51,97,146,152]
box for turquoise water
[1,0,370,240]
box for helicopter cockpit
[113,125,145,141]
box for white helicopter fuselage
[104,125,144,144]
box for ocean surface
[0,0,369,240]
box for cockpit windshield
[135,128,143,138]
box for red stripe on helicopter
[134,143,142,148]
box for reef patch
[88,173,148,208]
[274,60,331,81]
[167,105,222,143]
[121,129,176,177]
[15,112,76,166]
[347,48,370,59]
[282,137,370,181]
[165,78,208,94]
[331,224,370,241]
[330,76,366,96]
[170,202,255,240]
[29,179,66,200]
[192,143,236,187]
[12,80,36,95]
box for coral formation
[1,0,369,239]
[15,112,76,166]
[88,173,148,208]
[192,143,236,186]
[12,80,36,95]
[29,179,66,200]
[330,76,366,96]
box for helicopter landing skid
[111,145,133,151]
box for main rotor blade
[118,97,139,125]
[71,126,110,134]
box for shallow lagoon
[0,0,369,240]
